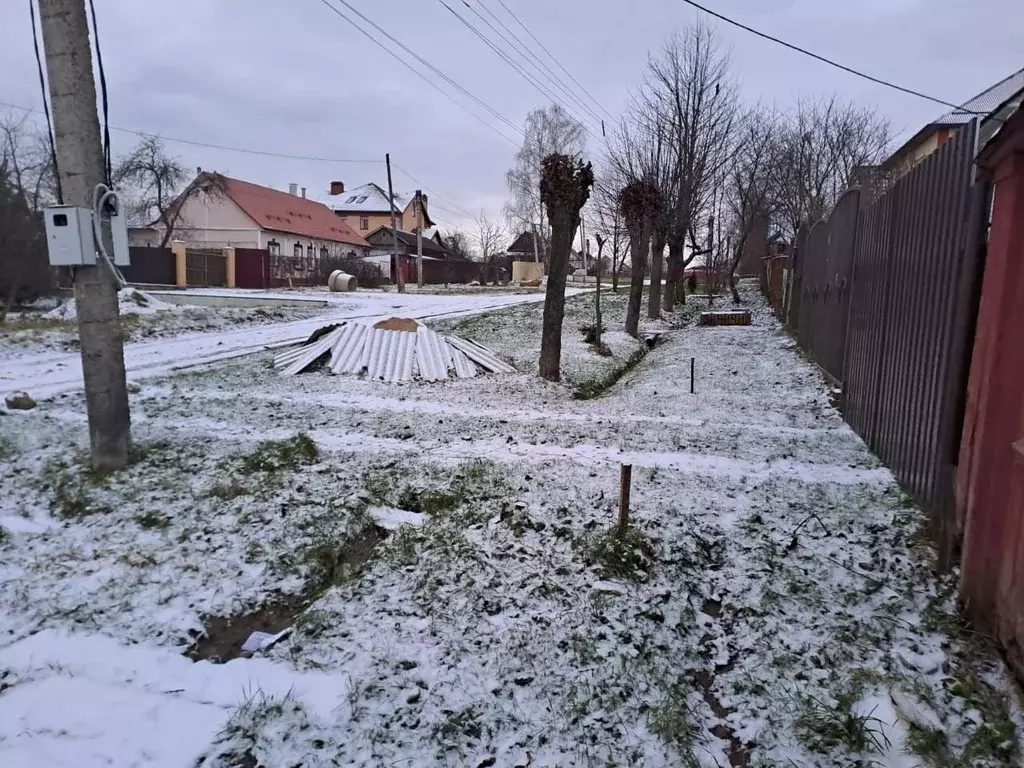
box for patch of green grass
[796,680,891,760]
[207,476,253,500]
[133,510,171,530]
[239,434,319,474]
[580,527,656,581]
[364,459,508,524]
[0,436,16,460]
[572,346,648,400]
[951,668,1019,764]
[905,727,954,766]
[433,704,484,753]
[40,459,111,519]
[0,316,72,334]
[294,609,333,638]
[649,678,699,764]
[302,519,384,597]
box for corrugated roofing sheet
[273,319,513,382]
[936,67,1024,125]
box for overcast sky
[1,0,1020,236]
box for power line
[316,0,524,145]
[0,99,382,162]
[675,0,985,114]
[392,162,476,218]
[26,1,61,203]
[460,0,605,127]
[435,0,603,136]
[491,0,617,123]
[85,0,112,185]
[1,99,479,225]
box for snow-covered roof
[321,182,414,214]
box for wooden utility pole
[385,153,405,293]
[415,189,424,287]
[531,222,540,263]
[39,0,130,471]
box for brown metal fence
[185,247,227,287]
[791,120,986,555]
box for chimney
[301,187,307,199]
[329,181,345,196]
[288,183,298,196]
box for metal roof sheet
[935,67,1024,126]
[274,320,513,382]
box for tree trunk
[648,230,665,319]
[611,258,620,292]
[664,240,682,313]
[729,236,745,304]
[624,225,649,338]
[539,210,575,381]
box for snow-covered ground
[1,288,584,399]
[0,284,1019,767]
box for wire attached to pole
[28,0,62,204]
[86,0,113,187]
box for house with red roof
[129,173,371,268]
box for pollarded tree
[618,178,661,338]
[505,105,587,265]
[538,153,594,382]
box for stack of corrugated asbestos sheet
[273,318,515,383]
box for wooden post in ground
[618,464,632,536]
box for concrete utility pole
[39,0,131,470]
[415,189,424,287]
[385,153,405,293]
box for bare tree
[538,153,594,382]
[772,95,890,240]
[444,228,474,260]
[114,136,225,247]
[0,163,51,319]
[474,209,505,261]
[724,108,780,302]
[618,177,661,338]
[1,110,57,212]
[505,104,586,265]
[591,174,630,291]
[643,23,739,313]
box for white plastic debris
[591,580,627,595]
[891,689,945,733]
[368,506,426,530]
[240,627,293,654]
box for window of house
[320,246,329,260]
[293,242,304,271]
[360,216,369,230]
[357,195,368,203]
[267,239,280,256]
[344,195,358,203]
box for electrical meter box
[44,206,97,266]
[109,197,131,266]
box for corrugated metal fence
[793,189,861,381]
[791,120,986,557]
